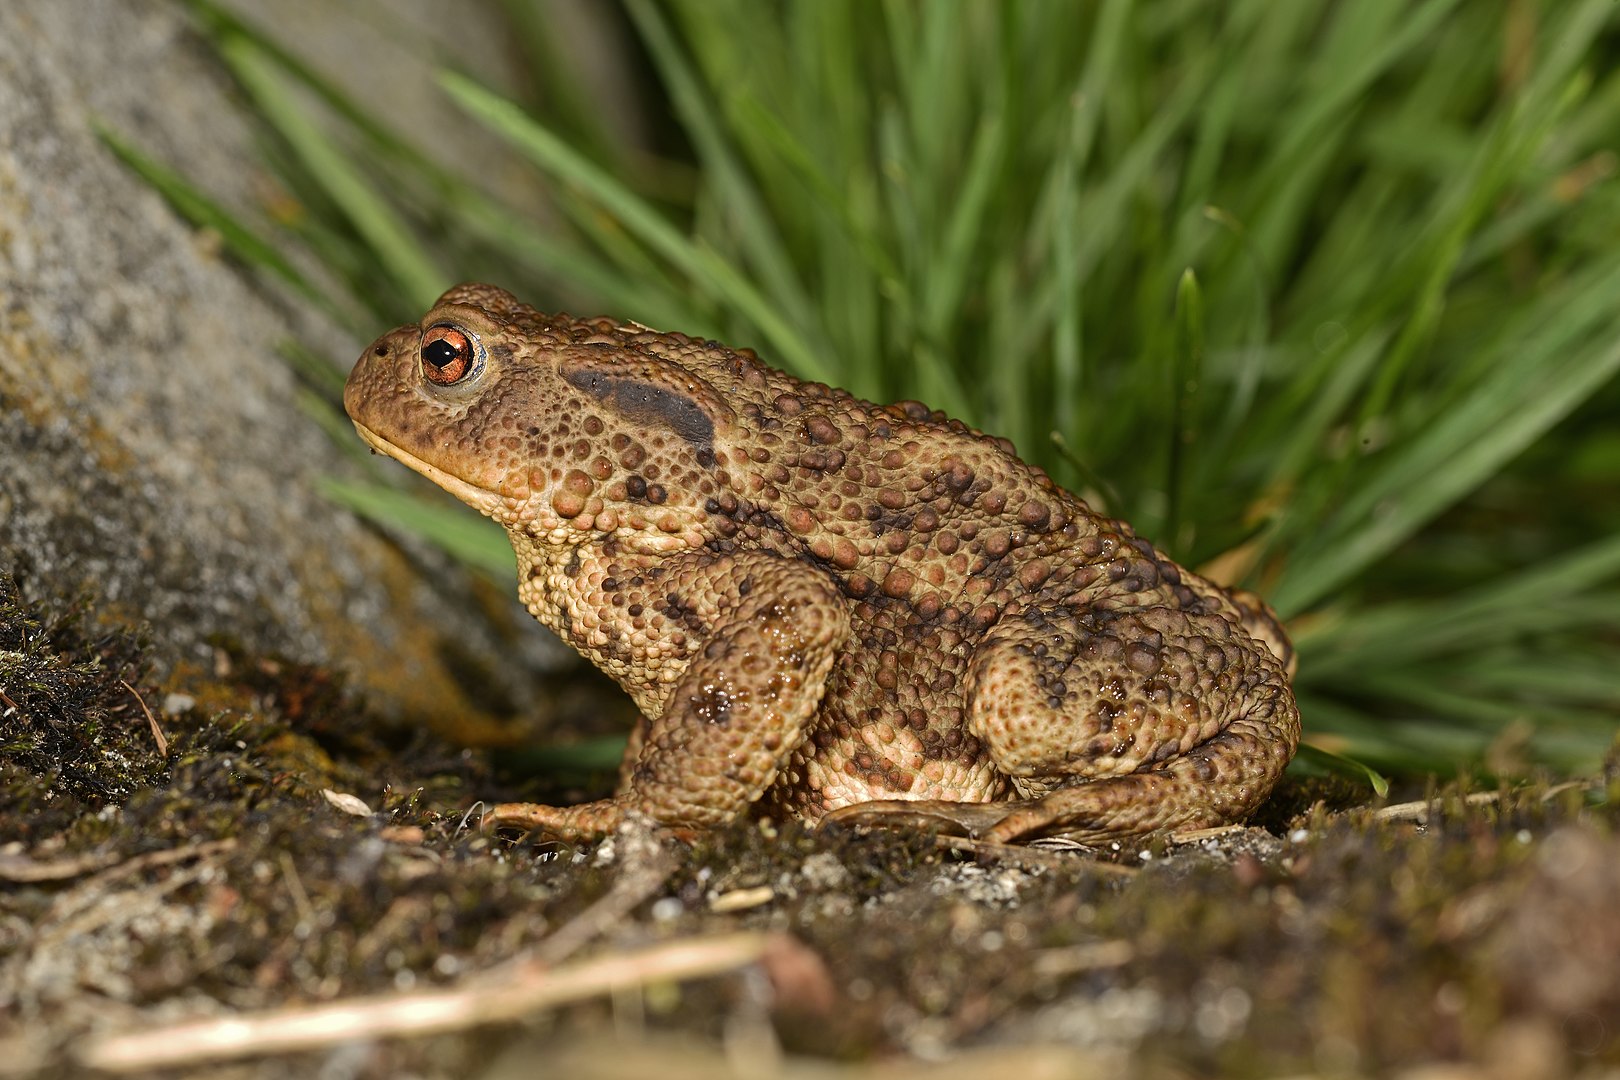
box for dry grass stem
[119,678,167,756]
[1373,781,1593,823]
[530,838,677,966]
[0,850,118,883]
[79,931,772,1073]
[1030,941,1136,977]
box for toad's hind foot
[818,758,1252,844]
[819,798,1037,838]
[967,688,1297,844]
[962,604,1299,841]
[817,773,1225,845]
[979,768,1233,843]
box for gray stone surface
[0,0,571,732]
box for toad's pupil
[425,339,462,370]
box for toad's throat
[350,421,505,518]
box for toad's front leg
[485,555,850,840]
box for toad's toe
[819,798,1044,839]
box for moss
[0,571,162,819]
[2,570,1616,1075]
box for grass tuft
[136,0,1620,779]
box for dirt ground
[2,571,1617,1079]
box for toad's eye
[421,326,477,385]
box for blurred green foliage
[117,0,1620,779]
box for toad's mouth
[351,421,505,518]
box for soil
[2,571,1616,1079]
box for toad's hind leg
[963,604,1298,843]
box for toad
[344,284,1299,843]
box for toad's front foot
[482,797,628,841]
[484,797,713,844]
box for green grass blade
[276,339,349,400]
[1273,264,1620,615]
[438,70,832,384]
[320,478,513,579]
[94,120,333,318]
[919,110,1008,343]
[511,734,629,774]
[1165,269,1205,551]
[623,0,818,336]
[1292,742,1391,797]
[1298,533,1620,675]
[220,38,445,309]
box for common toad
[344,284,1299,843]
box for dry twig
[530,827,678,966]
[79,931,771,1073]
[32,840,239,940]
[1030,940,1136,977]
[1373,781,1592,823]
[0,850,118,883]
[36,839,237,909]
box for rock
[0,0,569,739]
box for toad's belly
[768,722,1007,821]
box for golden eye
[421,326,476,385]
